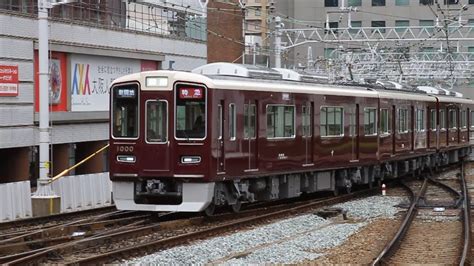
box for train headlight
[181,156,201,164]
[117,155,136,163]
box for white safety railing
[52,172,113,213]
[0,181,32,222]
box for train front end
[109,72,214,212]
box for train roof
[111,64,474,104]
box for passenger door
[302,102,314,165]
[244,101,258,171]
[141,99,171,173]
[217,101,225,174]
[349,104,359,161]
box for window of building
[255,8,261,16]
[321,107,344,137]
[372,0,386,6]
[350,21,362,33]
[420,20,434,33]
[146,100,168,143]
[244,104,256,139]
[469,47,474,53]
[229,103,236,140]
[440,109,446,129]
[325,0,338,7]
[398,109,408,133]
[420,0,434,4]
[430,109,436,130]
[380,108,390,134]
[372,20,386,33]
[325,21,339,34]
[302,105,312,137]
[396,0,410,5]
[444,0,459,4]
[348,0,362,6]
[448,109,457,128]
[324,48,336,58]
[460,110,467,128]
[395,20,409,32]
[470,0,474,4]
[364,108,377,135]
[267,105,295,138]
[415,109,425,131]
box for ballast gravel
[128,195,404,265]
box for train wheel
[204,202,216,216]
[231,200,242,213]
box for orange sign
[0,65,19,96]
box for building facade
[0,0,207,184]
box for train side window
[430,109,436,130]
[112,84,139,139]
[244,104,256,139]
[460,110,467,129]
[302,105,312,137]
[398,109,408,133]
[320,106,344,137]
[266,105,295,139]
[229,103,236,140]
[415,109,425,132]
[218,104,223,139]
[146,100,168,143]
[364,108,377,136]
[448,109,457,129]
[440,109,446,130]
[380,108,390,134]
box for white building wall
[0,11,207,149]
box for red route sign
[0,65,19,96]
[179,87,203,99]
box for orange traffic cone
[382,183,386,196]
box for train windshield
[112,84,138,138]
[175,85,206,139]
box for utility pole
[34,0,54,199]
[274,16,282,68]
[32,0,75,216]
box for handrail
[48,144,110,184]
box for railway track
[3,188,379,265]
[0,206,117,238]
[372,162,471,265]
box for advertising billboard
[0,65,19,96]
[70,54,141,112]
[34,51,68,112]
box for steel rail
[426,175,463,208]
[459,161,471,265]
[0,206,117,232]
[371,178,428,266]
[7,188,379,265]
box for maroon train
[109,63,473,214]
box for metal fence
[0,181,32,222]
[0,0,206,41]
